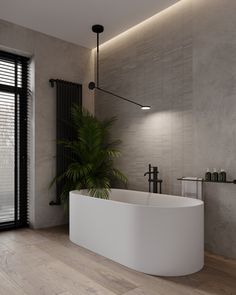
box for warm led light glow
[141,106,151,110]
[97,1,184,49]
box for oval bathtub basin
[69,189,204,276]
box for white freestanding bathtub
[70,189,204,276]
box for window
[0,50,29,229]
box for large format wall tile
[96,0,236,258]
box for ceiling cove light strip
[99,1,183,49]
[88,25,151,110]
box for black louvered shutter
[0,50,29,229]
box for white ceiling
[0,0,180,49]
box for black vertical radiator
[49,79,82,205]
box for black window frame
[0,50,29,230]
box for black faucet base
[144,164,163,194]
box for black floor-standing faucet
[144,164,163,193]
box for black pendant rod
[96,31,100,87]
[88,24,151,110]
[92,24,103,88]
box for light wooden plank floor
[0,226,235,295]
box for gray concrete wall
[0,19,94,228]
[96,0,236,258]
[192,0,236,259]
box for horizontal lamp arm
[96,86,144,108]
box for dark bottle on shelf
[219,169,226,182]
[212,169,218,182]
[205,169,211,181]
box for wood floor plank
[36,226,106,263]
[122,282,203,295]
[0,226,235,295]
[2,263,66,295]
[3,259,116,295]
[123,287,162,295]
[196,280,236,295]
[190,267,236,295]
[36,239,137,295]
[101,257,203,294]
[205,251,236,278]
[0,270,27,295]
[0,244,55,273]
[39,260,118,295]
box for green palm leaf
[50,105,128,208]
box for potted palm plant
[51,105,127,209]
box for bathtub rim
[70,188,203,209]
